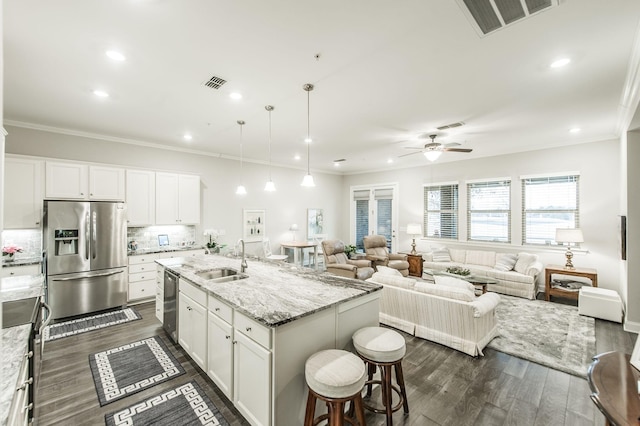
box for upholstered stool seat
[353,327,409,425]
[304,349,367,425]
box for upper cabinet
[4,157,44,229]
[126,170,155,226]
[155,173,200,225]
[45,161,125,201]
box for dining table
[280,240,318,269]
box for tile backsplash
[127,225,197,250]
[2,229,43,260]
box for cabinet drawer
[129,271,155,283]
[208,296,233,324]
[129,279,155,300]
[235,311,271,349]
[128,263,155,274]
[179,279,207,306]
[128,254,159,265]
[1,264,41,278]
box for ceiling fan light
[301,173,315,187]
[424,150,442,161]
[264,180,276,192]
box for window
[423,183,458,239]
[522,174,579,245]
[467,179,511,243]
[353,190,370,251]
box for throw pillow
[514,252,538,274]
[377,265,403,277]
[434,275,476,293]
[432,248,452,262]
[495,253,518,271]
[414,281,475,302]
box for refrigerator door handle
[91,211,97,260]
[85,211,90,261]
[51,270,124,281]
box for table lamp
[289,224,299,241]
[555,228,584,269]
[406,223,422,255]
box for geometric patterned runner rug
[43,308,142,342]
[105,380,230,426]
[89,336,185,406]
[487,294,596,378]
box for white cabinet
[155,173,200,225]
[45,161,125,201]
[178,279,207,370]
[158,249,205,260]
[207,310,234,399]
[4,158,44,229]
[128,254,159,302]
[1,264,41,278]
[126,169,155,226]
[155,264,164,322]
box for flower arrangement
[203,229,226,251]
[344,244,357,257]
[445,266,471,276]
[2,244,23,257]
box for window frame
[466,178,512,243]
[423,181,459,240]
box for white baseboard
[624,319,640,334]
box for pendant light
[236,120,247,195]
[264,105,276,192]
[301,83,315,187]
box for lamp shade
[289,224,299,231]
[406,223,422,236]
[424,150,442,162]
[555,228,584,244]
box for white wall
[341,139,623,294]
[626,130,639,331]
[4,125,344,256]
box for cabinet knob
[25,351,33,359]
[215,308,220,312]
[23,402,33,413]
[232,341,237,344]
[225,335,230,339]
[245,327,252,332]
[187,306,192,311]
[17,377,33,391]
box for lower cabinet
[233,329,271,426]
[207,312,233,398]
[178,280,207,370]
[155,265,164,322]
[1,264,41,278]
[128,254,159,302]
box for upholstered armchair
[363,235,410,277]
[322,240,375,280]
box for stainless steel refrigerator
[43,200,128,320]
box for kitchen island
[156,254,382,426]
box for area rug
[43,308,142,342]
[89,336,185,406]
[487,294,596,377]
[105,380,229,426]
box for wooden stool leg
[383,364,393,425]
[354,393,367,426]
[394,361,409,414]
[304,390,317,426]
[330,401,345,426]
[366,362,375,397]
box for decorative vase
[5,253,15,262]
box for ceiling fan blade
[398,150,424,158]
[442,148,473,153]
[442,142,461,148]
[403,147,424,150]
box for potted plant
[203,229,226,254]
[344,244,357,259]
[445,266,471,276]
[2,244,23,262]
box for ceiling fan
[400,134,472,161]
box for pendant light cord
[268,108,272,179]
[237,120,245,171]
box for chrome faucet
[237,239,248,273]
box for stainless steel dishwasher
[163,270,178,343]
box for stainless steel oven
[163,270,178,343]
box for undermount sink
[195,268,248,282]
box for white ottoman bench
[578,287,623,323]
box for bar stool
[304,349,367,426]
[352,326,409,425]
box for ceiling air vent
[437,121,465,131]
[456,0,560,37]
[204,75,227,90]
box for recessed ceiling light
[229,92,242,100]
[304,137,312,144]
[294,154,301,160]
[183,133,193,141]
[105,50,126,61]
[550,58,571,68]
[93,90,109,98]
[569,127,581,133]
[333,162,340,167]
[387,158,394,164]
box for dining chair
[262,238,289,261]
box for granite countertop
[157,255,382,328]
[128,245,205,256]
[2,257,42,268]
[1,274,44,426]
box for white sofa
[366,272,501,356]
[423,248,543,300]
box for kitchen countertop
[157,254,382,328]
[1,274,45,426]
[2,257,42,268]
[127,245,205,256]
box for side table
[545,264,598,302]
[405,254,424,277]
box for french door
[350,184,399,252]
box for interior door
[351,185,398,252]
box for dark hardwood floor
[34,299,636,426]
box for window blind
[467,179,511,243]
[355,199,369,250]
[522,174,579,245]
[423,183,459,239]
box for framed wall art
[243,209,265,242]
[307,208,324,239]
